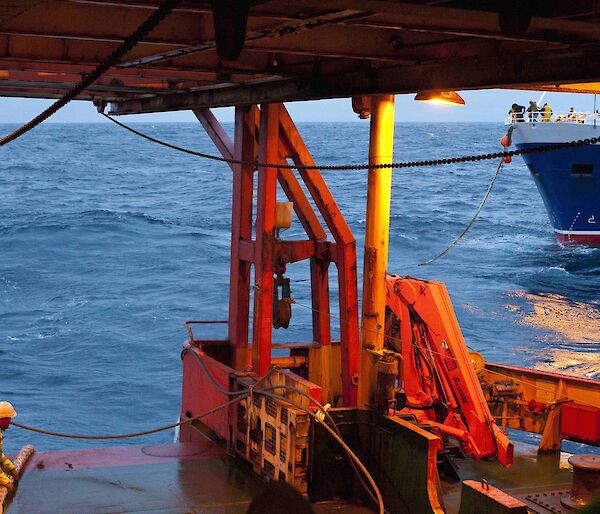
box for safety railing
[184,319,228,347]
[505,111,600,125]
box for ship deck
[6,441,373,514]
[6,439,575,514]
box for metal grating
[236,439,246,454]
[281,409,288,426]
[265,423,277,456]
[237,403,247,434]
[279,432,287,463]
[264,459,275,478]
[266,398,278,418]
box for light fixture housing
[414,90,465,105]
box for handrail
[505,111,600,125]
[184,319,228,345]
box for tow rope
[418,126,515,265]
[0,0,181,148]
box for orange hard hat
[0,402,16,419]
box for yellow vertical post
[359,94,395,406]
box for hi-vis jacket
[0,431,15,487]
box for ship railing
[184,319,228,348]
[505,111,600,125]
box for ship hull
[511,123,600,245]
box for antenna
[536,91,547,105]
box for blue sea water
[1,121,599,454]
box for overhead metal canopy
[0,0,599,113]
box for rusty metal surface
[525,490,571,514]
[0,2,599,108]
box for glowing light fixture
[414,90,465,106]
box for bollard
[562,454,600,510]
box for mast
[359,94,395,406]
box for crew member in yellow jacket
[541,103,553,122]
[0,402,18,493]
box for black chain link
[103,113,599,171]
[0,0,182,147]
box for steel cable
[0,0,182,147]
[102,113,599,171]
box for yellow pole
[359,94,395,406]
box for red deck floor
[6,442,373,514]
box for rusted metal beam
[193,107,325,241]
[278,106,359,407]
[229,106,257,369]
[0,29,191,47]
[252,103,280,376]
[273,240,331,265]
[0,59,260,80]
[115,9,366,68]
[109,45,600,113]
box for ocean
[1,121,599,453]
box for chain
[0,0,182,147]
[103,113,599,171]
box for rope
[418,155,504,265]
[102,113,599,171]
[418,125,515,265]
[0,0,181,147]
[11,395,246,439]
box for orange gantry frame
[195,102,360,407]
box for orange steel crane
[385,275,514,467]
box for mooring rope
[101,113,599,171]
[0,0,182,147]
[11,395,246,439]
[418,126,514,265]
[418,157,505,265]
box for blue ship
[510,114,600,245]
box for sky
[0,88,597,123]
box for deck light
[414,90,465,105]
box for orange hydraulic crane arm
[386,275,513,467]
